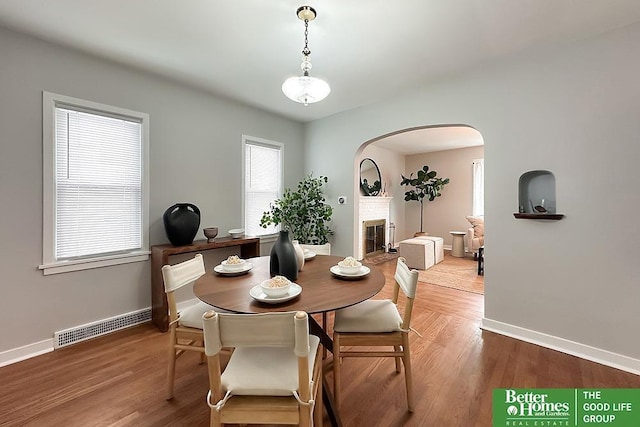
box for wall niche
[514,170,564,220]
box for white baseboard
[1,306,153,367]
[0,339,53,367]
[481,318,640,375]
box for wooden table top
[194,255,386,314]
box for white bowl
[338,260,362,275]
[260,277,292,298]
[221,259,246,271]
[228,228,244,239]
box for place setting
[213,255,254,276]
[330,256,370,280]
[303,248,316,260]
[249,275,302,304]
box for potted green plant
[260,174,333,245]
[401,165,450,236]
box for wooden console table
[151,236,260,331]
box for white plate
[213,262,253,276]
[249,283,302,304]
[304,250,316,260]
[330,265,371,279]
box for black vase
[163,203,201,246]
[270,230,298,281]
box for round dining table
[194,254,386,427]
[194,255,385,316]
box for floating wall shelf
[513,213,564,220]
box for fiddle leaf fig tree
[260,174,333,245]
[401,165,450,234]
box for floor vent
[54,308,151,349]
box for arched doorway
[353,124,484,259]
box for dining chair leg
[402,334,415,412]
[314,370,323,427]
[210,406,220,427]
[322,313,328,359]
[166,330,177,400]
[333,333,342,411]
[394,345,402,373]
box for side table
[151,236,260,331]
[449,231,466,258]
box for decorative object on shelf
[269,230,298,281]
[163,203,201,246]
[281,6,330,106]
[228,228,244,239]
[359,158,382,196]
[260,174,333,245]
[401,165,450,236]
[292,240,305,271]
[203,227,218,242]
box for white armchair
[465,216,484,259]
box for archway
[352,124,484,259]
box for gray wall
[306,23,640,360]
[405,146,484,245]
[0,26,304,354]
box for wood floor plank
[1,257,638,426]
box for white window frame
[242,135,284,242]
[472,158,484,217]
[39,92,150,275]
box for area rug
[417,252,484,295]
[366,252,400,265]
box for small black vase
[163,203,201,246]
[270,230,298,281]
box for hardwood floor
[2,259,638,426]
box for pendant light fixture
[282,6,330,106]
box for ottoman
[416,236,444,264]
[399,238,435,270]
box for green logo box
[493,388,640,426]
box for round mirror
[360,158,382,196]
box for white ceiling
[1,0,639,126]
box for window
[243,136,283,238]
[472,159,484,217]
[40,92,149,275]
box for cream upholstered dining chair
[202,310,323,427]
[332,256,419,412]
[162,253,213,400]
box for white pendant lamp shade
[282,6,330,106]
[282,74,330,105]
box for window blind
[244,142,282,236]
[54,107,143,260]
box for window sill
[39,251,150,275]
